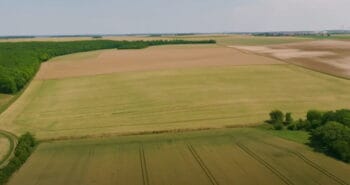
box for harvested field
[0,136,10,162]
[7,128,350,185]
[233,40,350,78]
[1,47,350,139]
[35,45,281,80]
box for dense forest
[0,39,215,94]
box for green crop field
[7,128,350,185]
[1,61,350,140]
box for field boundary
[0,130,17,168]
[187,144,219,185]
[236,142,294,185]
[139,144,150,185]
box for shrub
[307,110,323,123]
[284,112,293,126]
[269,110,284,124]
[274,122,284,130]
[287,123,297,130]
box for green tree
[284,112,293,126]
[310,121,350,162]
[269,110,284,124]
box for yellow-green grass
[0,136,10,162]
[7,128,350,185]
[1,64,350,140]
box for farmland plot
[1,45,350,140]
[233,40,350,78]
[7,128,350,185]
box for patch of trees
[0,39,215,94]
[267,109,350,162]
[0,36,35,39]
[0,133,37,185]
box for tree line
[0,39,216,94]
[268,109,350,162]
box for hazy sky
[0,0,349,35]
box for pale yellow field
[1,45,350,140]
[36,45,281,80]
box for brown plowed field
[232,40,350,78]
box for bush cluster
[0,133,37,185]
[268,110,293,130]
[268,109,350,162]
[0,39,215,94]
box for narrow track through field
[187,144,220,185]
[236,142,294,185]
[139,144,150,185]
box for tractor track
[139,144,150,185]
[187,144,219,185]
[236,142,294,185]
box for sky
[0,0,349,36]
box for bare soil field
[7,128,350,185]
[35,45,282,80]
[233,40,350,78]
